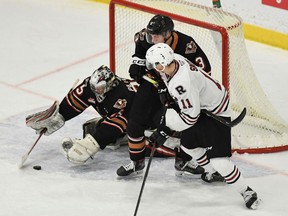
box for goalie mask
[89,65,116,96]
[145,43,174,71]
[146,14,174,44]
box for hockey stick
[202,107,247,127]
[19,100,58,169]
[18,128,47,169]
[143,75,246,127]
[133,104,168,216]
[143,75,158,87]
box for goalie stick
[19,79,79,169]
[18,128,47,169]
[142,75,246,128]
[19,100,58,169]
[133,104,168,216]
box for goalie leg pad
[106,134,128,150]
[61,134,100,164]
[82,117,103,138]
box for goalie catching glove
[61,134,100,164]
[149,125,172,147]
[26,101,65,135]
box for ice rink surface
[1,0,288,216]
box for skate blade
[175,170,200,178]
[117,170,144,179]
[250,198,262,210]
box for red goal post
[109,0,288,153]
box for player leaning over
[117,14,211,177]
[26,65,136,164]
[145,43,260,209]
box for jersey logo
[113,99,127,109]
[88,98,95,104]
[175,85,186,95]
[123,79,139,92]
[185,41,197,54]
[206,146,213,151]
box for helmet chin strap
[156,60,175,75]
[164,31,172,44]
[156,64,166,72]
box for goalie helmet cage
[109,0,288,154]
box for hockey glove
[26,101,65,135]
[158,81,181,113]
[129,57,146,83]
[149,125,172,147]
[158,81,170,105]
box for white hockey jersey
[162,53,230,131]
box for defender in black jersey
[117,14,210,177]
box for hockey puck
[33,165,42,170]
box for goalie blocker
[26,101,65,135]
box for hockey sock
[210,157,248,193]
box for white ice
[0,0,288,216]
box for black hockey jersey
[59,77,136,122]
[133,29,211,74]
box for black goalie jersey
[59,77,136,121]
[58,76,136,149]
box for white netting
[110,0,288,153]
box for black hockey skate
[201,171,225,183]
[117,160,145,177]
[241,187,260,210]
[175,158,205,176]
[174,147,204,176]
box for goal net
[109,0,288,153]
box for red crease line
[16,50,108,87]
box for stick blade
[229,108,247,127]
[18,154,28,169]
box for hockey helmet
[145,43,174,71]
[146,14,174,43]
[89,65,116,95]
[146,14,174,36]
